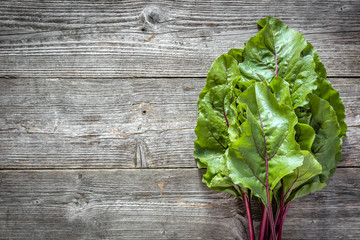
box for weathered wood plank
[0,0,359,78]
[0,168,359,239]
[1,77,358,168]
[282,168,360,239]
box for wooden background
[0,0,359,239]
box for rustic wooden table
[0,1,359,239]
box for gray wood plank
[0,0,359,78]
[0,168,359,239]
[1,77,358,169]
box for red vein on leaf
[257,113,270,194]
[313,141,326,153]
[258,109,277,240]
[205,118,226,149]
[209,131,227,150]
[226,67,229,85]
[268,132,289,160]
[280,51,295,79]
[283,169,300,201]
[256,73,266,82]
[274,43,279,76]
[291,80,303,95]
[282,167,312,201]
[257,112,268,160]
[289,71,301,94]
[251,135,266,161]
[260,59,276,74]
[211,100,229,128]
[249,45,275,75]
[254,172,266,187]
[224,112,229,127]
[222,96,230,128]
[298,168,311,179]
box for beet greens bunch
[194,17,346,240]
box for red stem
[277,202,284,240]
[243,193,255,240]
[259,204,268,240]
[266,205,277,240]
[275,184,284,231]
[265,216,269,239]
[265,161,276,240]
[278,203,290,240]
[274,203,281,228]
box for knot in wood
[140,5,167,30]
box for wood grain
[1,77,358,169]
[0,0,359,78]
[0,168,359,239]
[0,1,359,239]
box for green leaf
[228,100,242,142]
[226,82,303,204]
[195,81,256,197]
[295,106,312,125]
[200,154,241,198]
[295,123,316,151]
[308,94,342,182]
[229,81,256,142]
[269,76,292,106]
[194,85,239,194]
[287,181,326,202]
[195,85,236,153]
[199,54,241,101]
[196,160,207,169]
[228,48,244,63]
[296,35,346,136]
[200,154,229,179]
[283,55,317,108]
[239,17,318,108]
[236,79,256,92]
[302,42,327,78]
[203,169,242,198]
[282,150,325,202]
[194,109,228,157]
[297,38,346,136]
[314,77,347,137]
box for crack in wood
[135,140,147,168]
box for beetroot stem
[259,204,268,240]
[278,203,290,240]
[243,192,255,240]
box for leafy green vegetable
[227,82,303,204]
[314,77,347,137]
[238,17,318,108]
[269,76,292,106]
[307,93,342,182]
[199,54,240,101]
[294,123,316,151]
[194,16,346,240]
[282,150,326,203]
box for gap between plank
[1,75,359,80]
[0,166,358,172]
